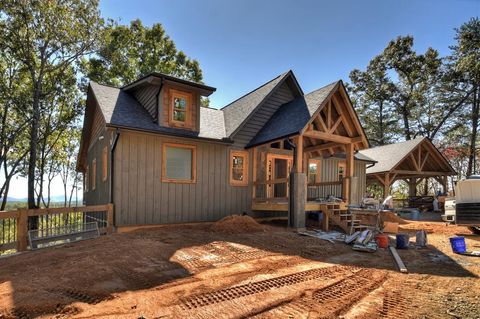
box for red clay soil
[380,211,409,224]
[0,219,479,318]
[210,215,266,233]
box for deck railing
[0,204,113,254]
[252,178,343,203]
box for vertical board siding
[84,128,110,207]
[307,157,366,205]
[233,82,295,147]
[114,131,252,226]
[132,85,160,120]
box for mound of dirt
[380,211,408,225]
[211,215,265,233]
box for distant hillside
[1,195,83,203]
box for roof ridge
[305,80,340,96]
[90,80,121,90]
[220,71,290,110]
[361,137,425,151]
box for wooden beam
[329,117,343,134]
[315,116,328,132]
[304,130,353,144]
[374,174,386,185]
[420,153,429,170]
[391,170,452,176]
[332,94,355,137]
[410,153,420,171]
[304,142,342,153]
[327,100,332,129]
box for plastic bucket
[375,234,389,249]
[449,236,466,254]
[396,234,410,249]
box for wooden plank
[0,211,20,219]
[16,209,28,251]
[389,246,408,273]
[24,204,112,217]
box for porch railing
[252,178,343,202]
[0,204,114,254]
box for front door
[266,154,292,199]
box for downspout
[109,128,120,204]
[154,77,164,123]
[285,138,296,227]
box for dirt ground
[0,216,479,319]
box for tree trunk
[467,85,479,177]
[422,178,429,196]
[0,176,12,211]
[28,81,42,230]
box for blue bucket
[396,234,410,249]
[449,237,466,254]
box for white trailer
[443,176,480,234]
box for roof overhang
[122,72,216,96]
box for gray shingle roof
[90,82,226,140]
[222,72,290,137]
[247,81,339,147]
[199,107,226,139]
[358,138,425,174]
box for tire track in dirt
[253,268,388,318]
[178,265,359,311]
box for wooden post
[295,135,303,173]
[106,203,114,234]
[16,209,28,251]
[383,173,391,198]
[408,178,417,197]
[343,143,354,203]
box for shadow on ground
[0,217,477,318]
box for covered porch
[247,81,369,228]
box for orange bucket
[375,234,389,249]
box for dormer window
[170,89,191,127]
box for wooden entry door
[266,154,292,199]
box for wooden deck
[251,201,346,212]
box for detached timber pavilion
[358,137,456,198]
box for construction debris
[298,230,345,243]
[351,230,378,252]
[415,230,428,247]
[389,246,408,273]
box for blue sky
[100,0,478,109]
[6,0,479,198]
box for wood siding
[84,127,111,206]
[233,82,295,147]
[307,157,366,205]
[160,83,200,131]
[132,84,160,120]
[112,130,252,226]
[90,104,106,148]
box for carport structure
[358,137,456,197]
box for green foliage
[348,56,399,146]
[0,0,103,207]
[81,19,204,87]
